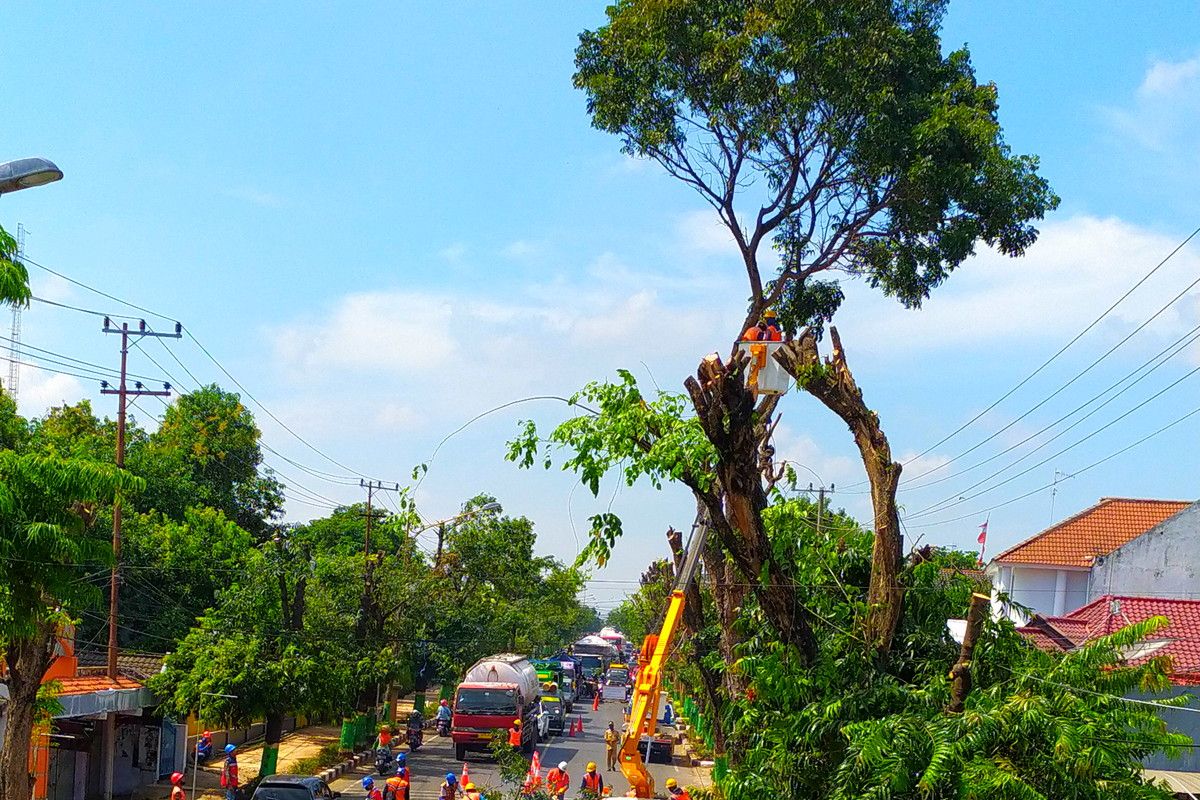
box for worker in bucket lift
[742,309,782,341]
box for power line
[903,401,1200,529]
[900,320,1200,496]
[889,222,1200,475]
[906,362,1200,520]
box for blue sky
[3,2,1200,614]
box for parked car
[251,776,340,800]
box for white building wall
[1088,502,1200,603]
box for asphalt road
[331,699,710,799]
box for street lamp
[0,158,63,195]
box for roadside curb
[318,749,371,783]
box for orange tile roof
[54,675,143,696]
[993,498,1192,568]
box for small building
[1017,595,1200,773]
[986,498,1197,624]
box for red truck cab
[451,682,537,759]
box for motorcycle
[405,711,423,751]
[375,747,393,776]
[436,717,450,737]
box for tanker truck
[452,654,541,760]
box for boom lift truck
[617,518,707,797]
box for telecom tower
[6,223,25,399]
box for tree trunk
[261,712,283,777]
[775,327,905,654]
[666,521,728,755]
[948,593,991,713]
[684,353,818,663]
[0,621,57,800]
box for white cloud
[676,209,736,255]
[1139,55,1200,97]
[840,215,1200,354]
[1105,53,1200,151]
[374,402,422,431]
[438,243,468,263]
[16,370,84,418]
[501,240,544,260]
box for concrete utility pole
[805,483,835,535]
[359,479,399,634]
[99,318,179,800]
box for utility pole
[100,318,180,677]
[805,483,835,535]
[434,523,447,565]
[359,479,399,635]
[99,318,179,800]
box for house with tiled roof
[1018,595,1200,776]
[986,498,1199,623]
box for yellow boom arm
[616,512,709,798]
[618,589,685,797]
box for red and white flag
[977,521,988,545]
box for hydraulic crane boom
[618,516,707,797]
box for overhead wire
[906,362,1200,520]
[874,222,1200,483]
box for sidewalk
[132,726,343,800]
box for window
[455,688,518,716]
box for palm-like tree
[0,224,31,307]
[0,452,143,800]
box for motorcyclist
[196,731,213,762]
[436,699,452,733]
[362,777,383,800]
[406,710,423,750]
[374,724,393,751]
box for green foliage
[288,742,343,776]
[0,223,31,307]
[575,0,1058,313]
[0,450,143,643]
[0,388,28,451]
[507,371,715,565]
[130,385,283,536]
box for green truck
[532,659,574,712]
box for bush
[288,742,344,776]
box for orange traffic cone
[577,714,584,735]
[592,693,600,712]
[567,717,576,737]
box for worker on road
[546,761,570,800]
[362,777,383,800]
[385,761,410,800]
[604,722,619,771]
[580,762,605,798]
[462,782,482,800]
[220,744,238,800]
[169,772,186,800]
[439,772,459,800]
[508,718,522,747]
[665,778,690,800]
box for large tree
[564,0,1057,655]
[130,385,283,537]
[0,224,31,307]
[0,452,142,800]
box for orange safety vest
[508,726,522,747]
[547,768,569,793]
[221,759,238,788]
[171,787,186,800]
[582,771,603,792]
[742,326,764,341]
[764,325,782,341]
[439,783,458,800]
[386,774,409,798]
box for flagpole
[977,514,990,567]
